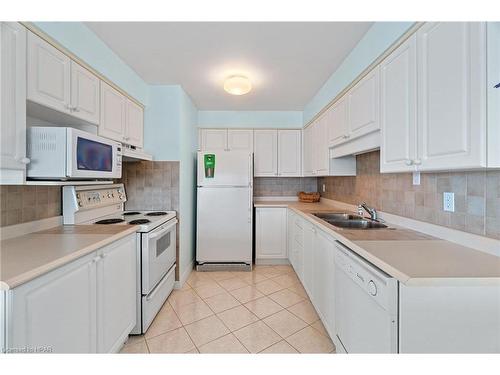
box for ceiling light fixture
[224,75,252,95]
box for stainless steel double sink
[312,212,388,229]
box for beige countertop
[254,199,500,285]
[0,225,138,290]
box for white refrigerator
[196,150,253,268]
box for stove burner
[95,218,125,224]
[124,212,141,216]
[129,219,151,225]
[145,211,168,216]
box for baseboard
[175,259,194,289]
[255,258,290,265]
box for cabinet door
[70,61,100,125]
[227,129,253,151]
[255,207,287,259]
[313,229,335,335]
[1,22,27,183]
[27,32,71,114]
[302,221,315,297]
[287,210,296,269]
[125,99,144,148]
[302,126,313,176]
[278,129,301,176]
[327,95,349,147]
[348,66,380,140]
[9,252,97,353]
[99,81,126,143]
[313,116,329,176]
[417,22,487,170]
[380,34,418,173]
[200,129,227,151]
[254,129,278,177]
[97,235,136,353]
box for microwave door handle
[148,219,178,239]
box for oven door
[141,219,177,294]
[66,128,122,179]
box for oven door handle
[149,219,178,239]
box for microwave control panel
[75,187,126,209]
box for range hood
[122,145,153,161]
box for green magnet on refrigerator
[204,154,215,178]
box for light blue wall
[144,86,181,160]
[198,111,303,128]
[178,90,199,281]
[33,22,150,105]
[303,22,415,124]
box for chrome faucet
[358,202,379,221]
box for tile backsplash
[0,185,61,227]
[317,150,500,240]
[119,161,180,212]
[254,177,318,197]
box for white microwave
[27,127,122,180]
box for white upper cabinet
[380,34,418,173]
[70,61,100,125]
[308,116,329,176]
[99,82,126,142]
[27,32,71,114]
[227,129,253,152]
[302,126,313,176]
[0,22,28,184]
[278,129,301,177]
[487,22,500,168]
[327,95,349,147]
[125,99,144,148]
[348,66,380,141]
[254,129,278,177]
[417,22,487,171]
[200,129,227,151]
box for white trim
[321,198,500,257]
[175,260,194,289]
[0,216,63,240]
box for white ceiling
[86,22,373,110]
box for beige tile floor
[120,265,335,354]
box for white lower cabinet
[255,207,287,262]
[6,234,136,353]
[97,235,136,353]
[312,228,335,335]
[301,219,316,298]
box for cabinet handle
[17,157,31,164]
[92,255,101,263]
[413,159,422,166]
[72,106,80,112]
[405,159,413,166]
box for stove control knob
[77,201,82,207]
[107,193,111,198]
[368,280,377,296]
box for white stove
[62,184,177,335]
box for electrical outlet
[322,184,326,193]
[412,171,421,185]
[443,192,455,212]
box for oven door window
[76,137,113,172]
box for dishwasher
[333,241,399,353]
